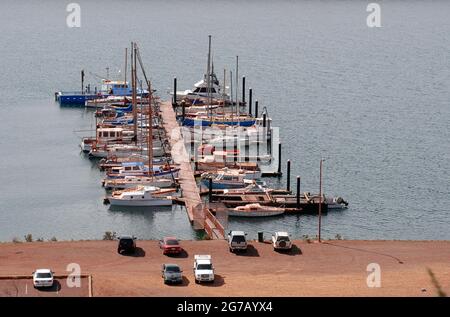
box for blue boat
[56,79,148,106]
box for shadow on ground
[234,244,260,257]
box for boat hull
[228,210,284,217]
[182,118,256,127]
[108,198,173,206]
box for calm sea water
[0,0,449,241]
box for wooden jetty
[159,100,225,239]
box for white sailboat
[106,186,175,206]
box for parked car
[159,237,182,255]
[161,264,183,284]
[117,235,137,254]
[193,255,214,284]
[227,230,248,252]
[272,232,292,251]
[32,269,54,288]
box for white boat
[80,127,138,153]
[106,186,175,206]
[325,196,349,210]
[89,144,165,158]
[106,162,180,179]
[103,176,175,190]
[228,203,284,217]
[172,72,229,104]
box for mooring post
[296,176,300,209]
[248,88,252,116]
[208,178,213,202]
[277,143,282,175]
[173,77,177,106]
[81,69,85,95]
[286,160,291,191]
[181,100,186,121]
[263,113,267,128]
[255,100,259,118]
[242,76,246,104]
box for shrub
[103,231,117,240]
[24,234,33,242]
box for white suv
[272,232,293,251]
[227,231,248,252]
[32,269,54,288]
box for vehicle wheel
[229,247,233,253]
[195,279,199,284]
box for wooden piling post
[277,143,282,175]
[286,160,291,191]
[255,100,259,118]
[208,178,213,202]
[181,100,186,121]
[81,69,85,95]
[173,77,177,106]
[242,76,246,104]
[248,88,252,116]
[296,176,300,209]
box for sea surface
[0,0,449,241]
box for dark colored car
[159,237,182,255]
[117,235,137,254]
[162,264,183,284]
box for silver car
[162,264,183,284]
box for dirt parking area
[0,240,449,296]
[0,277,90,297]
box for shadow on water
[108,205,173,214]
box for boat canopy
[121,162,145,167]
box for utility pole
[318,158,323,242]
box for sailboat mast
[223,68,226,106]
[147,80,153,178]
[133,43,137,145]
[236,55,239,119]
[124,47,127,85]
[131,42,138,145]
[230,70,233,122]
[206,35,212,119]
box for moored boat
[228,203,285,217]
[105,186,175,206]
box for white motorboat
[325,196,349,210]
[228,203,284,217]
[106,186,175,206]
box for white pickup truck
[193,255,215,284]
[272,232,293,251]
[227,230,248,252]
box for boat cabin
[97,128,123,140]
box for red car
[159,237,182,255]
